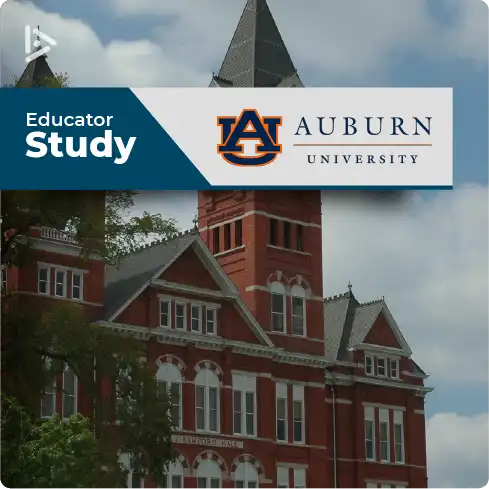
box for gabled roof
[16,47,59,87]
[103,229,274,347]
[213,0,298,87]
[324,288,414,361]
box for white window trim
[394,410,405,464]
[270,282,286,333]
[195,370,220,434]
[365,354,374,376]
[233,389,257,438]
[291,285,306,337]
[54,269,67,298]
[156,363,183,430]
[379,409,390,463]
[235,461,259,488]
[196,459,222,488]
[62,365,78,418]
[206,307,218,336]
[364,406,376,461]
[277,466,289,488]
[389,358,399,379]
[292,385,305,445]
[71,272,84,301]
[191,304,203,333]
[376,357,387,378]
[40,378,57,419]
[161,460,184,488]
[38,265,50,295]
[175,302,187,330]
[293,468,306,488]
[159,299,172,328]
[276,383,288,443]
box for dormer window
[206,308,217,335]
[191,304,202,332]
[389,359,399,379]
[291,284,306,336]
[365,354,400,379]
[270,281,286,333]
[377,357,386,377]
[365,355,374,375]
[175,303,186,330]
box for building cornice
[96,320,329,368]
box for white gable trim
[107,234,273,348]
[107,235,199,322]
[355,302,412,356]
[192,237,274,348]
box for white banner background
[132,87,452,187]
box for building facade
[6,1,432,487]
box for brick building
[5,0,432,487]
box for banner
[0,87,453,190]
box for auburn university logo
[217,109,282,166]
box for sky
[1,0,488,487]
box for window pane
[176,304,185,329]
[236,482,245,489]
[196,386,205,407]
[206,308,216,334]
[210,478,220,488]
[41,392,55,418]
[272,294,284,313]
[171,475,182,488]
[209,387,218,410]
[277,398,286,418]
[277,419,285,441]
[191,305,201,331]
[248,482,257,489]
[198,477,207,488]
[293,421,302,442]
[63,394,75,417]
[234,390,242,433]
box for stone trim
[193,450,228,474]
[195,360,224,377]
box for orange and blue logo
[217,109,282,166]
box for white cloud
[321,185,488,383]
[134,185,488,385]
[1,0,487,87]
[0,1,211,86]
[427,412,488,487]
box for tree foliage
[1,189,181,487]
[4,72,70,88]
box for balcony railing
[40,227,77,243]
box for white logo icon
[24,25,57,63]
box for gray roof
[16,49,58,87]
[324,290,408,356]
[214,0,298,87]
[103,231,197,321]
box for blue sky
[1,0,488,486]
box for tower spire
[212,0,302,87]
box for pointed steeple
[16,26,59,87]
[213,0,301,87]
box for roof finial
[347,279,352,292]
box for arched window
[235,462,258,488]
[291,284,306,336]
[270,281,286,333]
[156,363,183,430]
[197,459,221,488]
[62,364,78,418]
[161,460,184,488]
[195,369,220,433]
[119,453,144,488]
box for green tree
[4,72,70,88]
[1,190,180,487]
